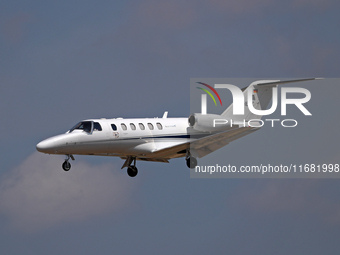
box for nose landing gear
[62,155,74,171]
[62,161,71,171]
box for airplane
[36,78,321,177]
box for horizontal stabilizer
[252,78,323,87]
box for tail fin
[221,78,322,121]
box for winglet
[162,111,168,118]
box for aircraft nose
[36,138,55,153]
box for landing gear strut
[122,156,138,177]
[62,155,74,171]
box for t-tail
[221,78,322,121]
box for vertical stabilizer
[221,80,279,121]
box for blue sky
[1,1,340,254]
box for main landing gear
[186,150,197,169]
[127,165,138,177]
[62,154,75,171]
[186,156,197,169]
[122,156,138,177]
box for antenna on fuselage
[162,111,168,118]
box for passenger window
[111,124,117,131]
[130,123,136,130]
[139,123,145,130]
[148,123,154,130]
[93,122,102,131]
[156,122,163,130]
[121,123,127,131]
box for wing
[149,126,260,159]
[190,126,259,158]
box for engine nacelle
[188,113,234,132]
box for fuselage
[36,117,201,159]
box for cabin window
[93,122,102,131]
[130,123,136,130]
[156,122,163,130]
[139,123,145,130]
[121,123,127,131]
[148,123,154,130]
[111,124,117,131]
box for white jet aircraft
[36,78,320,177]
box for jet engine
[188,113,233,132]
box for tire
[62,161,71,171]
[127,166,138,177]
[186,157,197,169]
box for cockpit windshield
[69,121,93,133]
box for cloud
[0,153,136,232]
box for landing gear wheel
[186,157,197,169]
[62,161,71,171]
[127,166,138,177]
